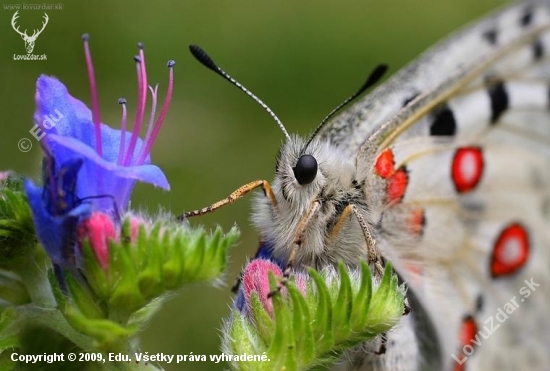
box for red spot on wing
[387,167,408,204]
[375,148,395,178]
[408,208,425,236]
[374,148,408,205]
[454,361,465,371]
[404,262,423,286]
[453,316,478,371]
[405,263,422,276]
[452,147,484,193]
[491,223,530,277]
[460,316,478,348]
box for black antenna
[189,45,291,141]
[302,64,388,153]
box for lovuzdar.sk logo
[11,10,48,60]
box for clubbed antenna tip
[189,45,218,72]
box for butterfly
[184,0,550,370]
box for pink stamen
[122,55,142,165]
[117,98,127,165]
[141,84,158,157]
[82,34,102,157]
[137,60,175,164]
[124,43,148,165]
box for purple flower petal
[33,76,169,218]
[48,134,168,215]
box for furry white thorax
[251,135,373,269]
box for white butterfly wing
[320,1,550,370]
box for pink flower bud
[242,259,283,316]
[77,212,117,269]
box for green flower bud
[224,260,405,371]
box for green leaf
[287,283,314,367]
[64,306,134,349]
[65,273,106,319]
[248,293,275,343]
[352,262,372,328]
[333,262,353,340]
[0,173,36,263]
[0,270,30,306]
[308,268,334,351]
[268,272,296,371]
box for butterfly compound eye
[293,154,318,185]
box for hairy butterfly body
[186,1,550,370]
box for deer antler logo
[11,11,49,54]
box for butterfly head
[270,62,389,203]
[276,136,323,204]
[273,135,356,211]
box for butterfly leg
[351,205,385,278]
[351,205,412,315]
[330,205,411,315]
[179,180,278,219]
[267,200,322,298]
[326,203,354,243]
[183,180,279,292]
[325,203,384,277]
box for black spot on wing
[483,28,498,45]
[487,81,509,123]
[520,7,534,27]
[533,38,544,61]
[429,104,456,136]
[420,210,426,229]
[476,295,484,312]
[461,199,485,214]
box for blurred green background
[0,0,506,369]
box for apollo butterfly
[184,1,550,370]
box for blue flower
[25,35,174,272]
